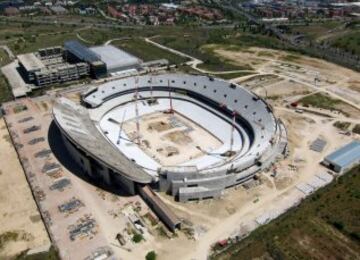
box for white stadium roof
[90,45,141,73]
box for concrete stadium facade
[53,73,288,202]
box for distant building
[0,0,24,11]
[64,40,107,79]
[161,3,179,10]
[39,7,52,15]
[107,5,125,19]
[4,6,19,16]
[322,141,360,173]
[50,5,68,15]
[90,45,142,74]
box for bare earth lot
[0,118,49,258]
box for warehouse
[90,45,142,74]
[64,40,107,79]
[322,141,360,173]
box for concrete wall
[61,131,136,195]
[62,134,93,177]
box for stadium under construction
[53,73,288,204]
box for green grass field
[76,28,125,45]
[154,29,285,72]
[212,166,360,259]
[0,75,12,104]
[289,21,360,56]
[0,22,74,41]
[215,72,255,80]
[299,93,341,111]
[0,48,12,104]
[289,21,343,40]
[9,31,77,55]
[113,38,189,64]
[331,30,360,56]
[0,49,10,67]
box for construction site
[0,42,359,260]
[121,110,223,166]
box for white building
[90,45,142,74]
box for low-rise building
[322,141,360,173]
[90,45,142,74]
[50,5,67,15]
[17,46,90,87]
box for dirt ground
[0,118,50,258]
[245,77,311,99]
[123,111,222,166]
[214,47,360,108]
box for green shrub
[145,251,156,260]
[132,233,143,243]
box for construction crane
[117,110,127,145]
[134,77,140,144]
[166,79,174,114]
[108,113,136,145]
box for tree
[145,251,156,260]
[132,233,143,243]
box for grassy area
[353,124,360,135]
[289,22,360,56]
[331,30,360,56]
[0,231,20,250]
[215,72,254,80]
[0,49,12,104]
[212,165,360,259]
[0,74,12,104]
[9,31,77,55]
[282,54,301,62]
[154,29,286,71]
[196,45,253,72]
[299,93,341,111]
[16,245,59,260]
[0,21,75,41]
[77,28,123,45]
[333,121,351,131]
[113,38,188,64]
[0,49,10,67]
[289,21,344,40]
[6,26,123,54]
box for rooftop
[52,97,153,184]
[325,141,360,168]
[17,53,45,71]
[64,40,100,63]
[90,45,141,71]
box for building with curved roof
[53,73,287,201]
[90,45,142,73]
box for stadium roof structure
[324,141,360,168]
[90,45,141,72]
[52,97,153,184]
[64,40,100,63]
